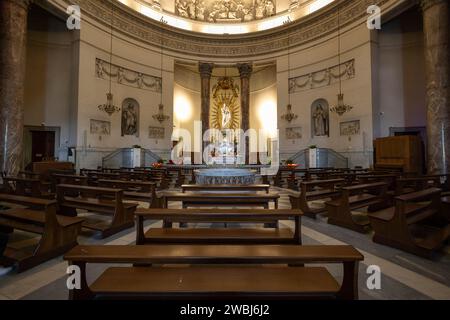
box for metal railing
[102,148,162,168]
[289,148,348,168]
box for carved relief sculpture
[121,98,139,137]
[90,119,111,135]
[340,120,361,136]
[96,58,161,92]
[289,59,355,93]
[175,0,276,22]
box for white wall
[24,7,76,166]
[75,20,174,168]
[278,23,375,167]
[375,8,426,138]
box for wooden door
[31,131,55,162]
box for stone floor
[0,187,449,300]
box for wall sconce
[281,104,298,123]
[152,103,170,123]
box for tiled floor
[1,187,449,300]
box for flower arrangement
[285,159,299,168]
[152,161,163,168]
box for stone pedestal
[421,0,450,174]
[198,62,214,162]
[237,63,253,165]
[0,0,30,174]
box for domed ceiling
[117,0,335,34]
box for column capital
[237,63,253,78]
[420,0,448,12]
[198,62,214,78]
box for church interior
[0,0,449,304]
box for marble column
[238,63,253,164]
[198,62,214,160]
[421,0,450,174]
[0,0,30,175]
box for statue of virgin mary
[221,103,232,129]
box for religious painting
[175,0,276,23]
[90,119,110,135]
[210,76,240,130]
[311,99,330,137]
[149,126,165,139]
[340,120,361,136]
[121,98,139,137]
[286,127,302,140]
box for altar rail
[289,148,348,169]
[102,148,161,168]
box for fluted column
[237,63,252,164]
[198,62,214,159]
[421,0,450,174]
[0,0,31,174]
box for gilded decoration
[210,77,241,130]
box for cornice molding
[56,0,405,58]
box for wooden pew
[442,196,450,220]
[394,176,441,196]
[181,184,270,194]
[325,182,388,233]
[289,179,344,219]
[2,176,52,198]
[50,174,88,193]
[97,179,156,206]
[56,184,138,238]
[64,244,364,300]
[0,194,83,272]
[85,172,121,185]
[368,188,450,258]
[166,167,185,187]
[156,191,280,209]
[135,208,302,244]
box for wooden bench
[56,184,138,238]
[64,244,364,300]
[97,179,156,206]
[50,174,88,193]
[135,208,302,244]
[394,177,441,196]
[181,184,270,193]
[157,191,280,209]
[2,176,52,198]
[0,194,83,272]
[167,167,185,187]
[326,182,388,233]
[289,179,344,219]
[368,188,450,258]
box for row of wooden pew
[62,183,363,300]
[289,175,450,258]
[1,165,448,300]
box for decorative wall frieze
[175,0,276,23]
[289,59,355,93]
[95,58,162,92]
[57,0,398,57]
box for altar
[195,168,256,185]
